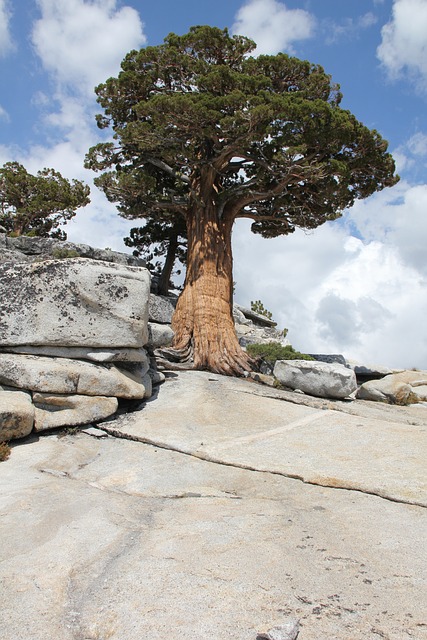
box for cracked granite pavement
[1,370,426,640]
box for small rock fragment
[257,618,300,640]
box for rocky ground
[1,371,426,640]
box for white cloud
[32,0,146,96]
[0,0,13,55]
[0,104,9,121]
[390,131,427,177]
[377,0,427,91]
[12,0,149,252]
[407,131,427,156]
[232,172,427,370]
[232,0,315,55]
[349,181,427,275]
[324,12,378,45]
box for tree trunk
[158,230,178,296]
[171,202,253,376]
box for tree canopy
[0,161,90,239]
[86,25,398,375]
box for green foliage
[124,218,187,292]
[51,248,80,259]
[247,342,315,363]
[251,300,273,320]
[0,161,90,240]
[0,442,11,462]
[250,300,288,336]
[86,25,398,238]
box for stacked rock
[0,256,173,441]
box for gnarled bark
[171,203,253,376]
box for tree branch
[145,157,191,184]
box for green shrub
[247,342,315,363]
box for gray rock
[147,322,174,349]
[0,233,145,267]
[33,393,118,431]
[0,248,34,264]
[0,389,34,441]
[346,358,396,382]
[274,360,357,399]
[148,367,166,386]
[234,304,277,327]
[0,258,150,348]
[309,353,347,366]
[0,353,149,399]
[248,371,276,387]
[148,293,177,324]
[141,372,153,399]
[233,306,250,325]
[81,426,109,438]
[0,345,150,364]
[257,618,300,640]
[357,370,427,404]
[1,370,427,640]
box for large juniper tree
[85,25,398,375]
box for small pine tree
[251,300,273,320]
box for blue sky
[1,0,427,369]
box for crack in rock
[95,425,427,510]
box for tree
[124,218,187,295]
[85,25,398,375]
[0,161,90,239]
[251,300,273,320]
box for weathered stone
[357,370,427,404]
[148,367,166,386]
[0,248,33,264]
[274,360,357,399]
[233,306,250,325]
[0,345,150,364]
[141,372,153,398]
[81,426,109,438]
[0,389,34,441]
[147,322,174,349]
[0,233,145,267]
[248,371,275,387]
[234,304,277,327]
[237,324,291,349]
[1,370,427,639]
[0,258,150,348]
[346,358,396,383]
[0,353,149,399]
[148,293,177,324]
[33,393,118,431]
[257,618,300,640]
[309,353,347,366]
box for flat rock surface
[1,371,426,640]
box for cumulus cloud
[232,171,427,370]
[0,0,13,55]
[407,131,427,156]
[348,179,427,275]
[232,0,315,55]
[324,12,378,45]
[377,0,427,91]
[32,0,146,96]
[316,293,392,348]
[17,0,148,251]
